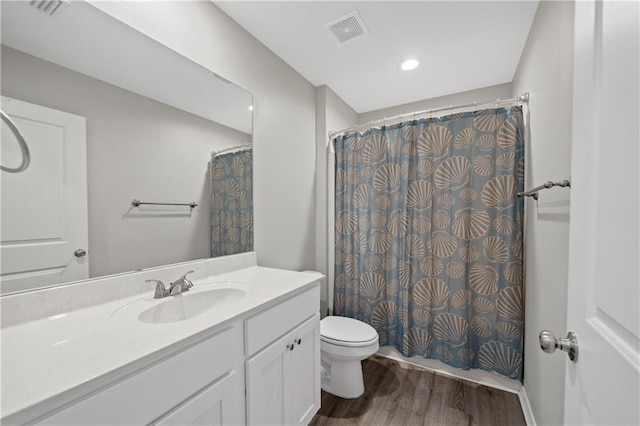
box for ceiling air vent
[29,0,69,16]
[324,11,369,46]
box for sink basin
[138,288,246,324]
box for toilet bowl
[320,316,379,399]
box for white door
[564,1,639,424]
[1,96,89,293]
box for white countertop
[0,266,320,423]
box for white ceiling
[215,1,539,113]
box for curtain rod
[211,143,252,158]
[328,92,529,139]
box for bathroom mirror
[0,1,253,295]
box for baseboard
[376,346,522,394]
[518,387,537,426]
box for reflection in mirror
[0,1,253,295]
[210,146,254,257]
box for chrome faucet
[146,279,169,299]
[168,270,195,296]
[145,271,194,299]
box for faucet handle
[146,279,167,299]
[181,270,195,289]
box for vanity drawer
[41,323,243,425]
[245,285,320,357]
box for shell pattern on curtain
[211,149,253,257]
[334,107,525,380]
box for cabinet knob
[286,343,295,351]
[295,338,302,345]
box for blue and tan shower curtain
[211,149,253,257]
[334,107,525,380]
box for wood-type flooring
[309,355,526,426]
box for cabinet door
[154,370,243,426]
[246,314,320,426]
[245,332,291,425]
[285,314,321,426]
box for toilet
[300,271,379,399]
[320,316,379,399]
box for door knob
[74,248,87,258]
[539,330,578,362]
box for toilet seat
[321,334,378,347]
[320,316,378,347]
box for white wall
[315,85,358,316]
[89,1,318,272]
[359,83,513,124]
[1,46,249,278]
[512,2,575,425]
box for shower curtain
[334,107,525,380]
[210,149,253,256]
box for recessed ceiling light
[248,105,254,111]
[400,59,420,71]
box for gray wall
[89,1,318,272]
[512,2,575,425]
[359,83,513,123]
[1,46,249,278]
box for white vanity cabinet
[39,324,245,426]
[13,280,321,426]
[245,287,321,426]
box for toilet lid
[321,316,378,344]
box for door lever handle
[539,330,578,362]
